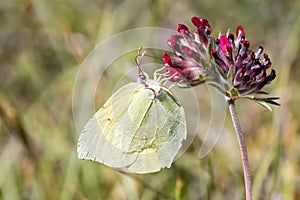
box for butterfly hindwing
[78,83,142,168]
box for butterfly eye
[139,74,146,81]
[138,74,149,87]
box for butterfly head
[137,69,150,86]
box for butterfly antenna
[136,47,148,85]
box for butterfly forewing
[153,87,187,167]
[124,83,187,173]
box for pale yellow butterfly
[77,51,187,174]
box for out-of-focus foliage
[0,0,299,199]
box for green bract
[78,78,187,174]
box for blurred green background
[0,0,300,199]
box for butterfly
[77,50,187,174]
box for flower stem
[228,99,252,200]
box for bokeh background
[0,0,300,199]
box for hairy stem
[228,100,252,200]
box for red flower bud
[177,24,190,34]
[220,35,232,57]
[236,26,245,39]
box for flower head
[163,16,278,108]
[211,26,276,96]
[162,18,212,87]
